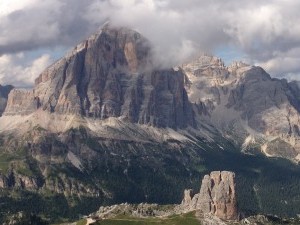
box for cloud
[0,53,52,87]
[1,0,300,84]
[257,47,300,78]
[224,1,300,60]
[0,0,99,55]
[85,0,231,66]
[85,0,300,76]
[0,0,36,16]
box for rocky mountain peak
[182,55,226,74]
[3,25,195,129]
[35,24,151,86]
[228,61,249,71]
[181,171,238,221]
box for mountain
[1,24,300,223]
[0,25,202,222]
[182,55,300,161]
[3,24,194,129]
[3,26,300,162]
[0,84,13,116]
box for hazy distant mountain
[0,84,13,116]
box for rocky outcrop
[181,189,194,206]
[181,171,238,221]
[3,24,194,129]
[0,171,39,190]
[4,89,39,116]
[2,212,49,225]
[0,168,99,196]
[93,203,173,220]
[0,84,14,116]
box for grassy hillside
[1,129,300,223]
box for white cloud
[0,0,96,54]
[85,0,230,67]
[0,0,36,16]
[0,53,51,87]
[257,47,300,79]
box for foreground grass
[76,219,87,225]
[93,212,200,225]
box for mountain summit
[2,25,300,161]
[3,25,194,129]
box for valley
[1,24,300,224]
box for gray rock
[181,189,193,206]
[181,55,300,161]
[4,89,38,116]
[182,171,238,221]
[4,24,194,129]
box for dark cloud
[1,0,300,85]
[85,0,300,77]
[0,0,103,55]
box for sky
[1,0,300,87]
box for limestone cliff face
[182,55,300,161]
[4,89,39,116]
[181,171,238,221]
[4,26,300,161]
[0,84,14,116]
[3,25,194,129]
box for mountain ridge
[181,54,300,162]
[1,24,300,223]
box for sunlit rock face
[3,25,195,129]
[182,55,300,162]
[3,26,300,162]
[181,171,238,221]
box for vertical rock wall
[182,171,238,220]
